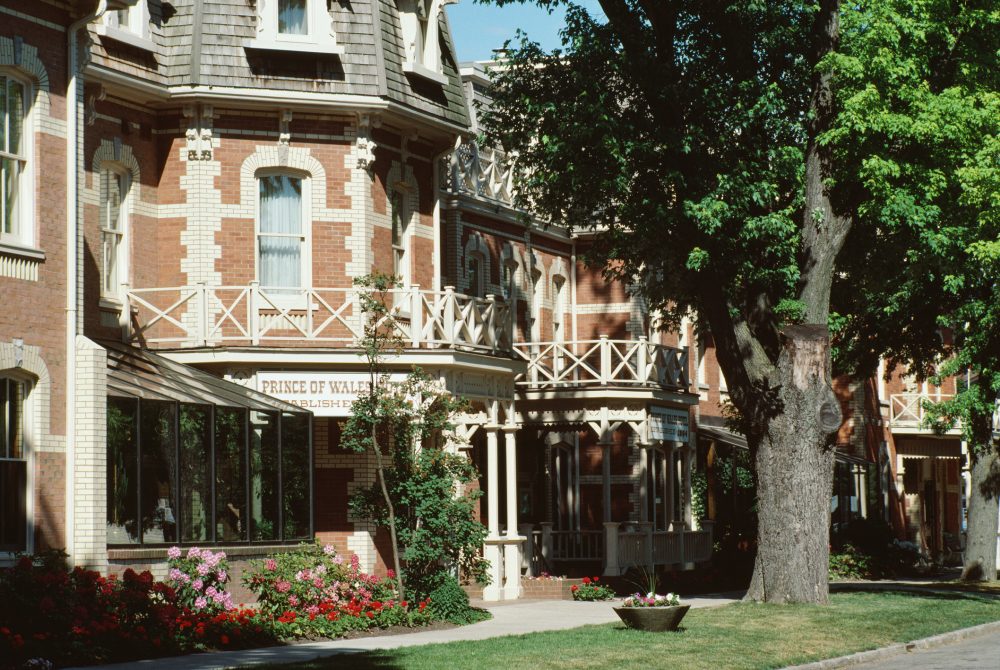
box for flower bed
[570,576,616,601]
[0,544,456,669]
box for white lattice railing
[445,139,516,206]
[514,337,689,392]
[889,393,955,427]
[123,284,512,354]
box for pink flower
[288,595,299,607]
[187,547,202,559]
[216,570,228,581]
[194,597,207,610]
[192,579,204,591]
[306,605,320,617]
[264,559,277,571]
[205,586,218,598]
[333,555,344,565]
[167,546,182,560]
[313,578,324,588]
[168,568,184,581]
[196,562,211,576]
[386,569,395,579]
[323,544,336,556]
[275,580,291,593]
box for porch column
[665,444,675,529]
[482,425,503,601]
[503,426,523,599]
[683,445,694,529]
[639,446,650,524]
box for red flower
[220,634,230,645]
[592,576,600,582]
[571,585,579,592]
[582,577,591,584]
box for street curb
[782,619,1000,670]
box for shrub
[829,544,874,580]
[166,546,235,612]
[570,576,616,601]
[426,574,487,624]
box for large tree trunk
[745,326,841,603]
[961,448,999,582]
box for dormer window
[399,0,452,85]
[97,1,155,51]
[248,0,345,55]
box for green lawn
[246,590,1000,670]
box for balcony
[123,284,513,355]
[889,393,959,434]
[514,337,690,393]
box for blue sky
[446,1,605,63]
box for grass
[242,590,1000,670]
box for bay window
[391,189,411,287]
[107,397,312,546]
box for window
[466,254,483,298]
[391,189,411,287]
[249,0,345,54]
[552,276,566,343]
[258,174,308,293]
[107,397,312,545]
[98,2,154,50]
[399,0,450,84]
[100,168,129,299]
[0,377,28,552]
[1,75,28,247]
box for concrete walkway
[76,592,742,670]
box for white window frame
[398,0,451,85]
[255,170,312,308]
[97,1,155,51]
[248,0,345,55]
[99,165,131,303]
[0,374,34,558]
[466,251,485,298]
[0,72,33,252]
[551,274,566,343]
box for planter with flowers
[614,592,689,631]
[570,576,616,601]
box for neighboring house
[0,1,708,602]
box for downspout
[66,0,108,566]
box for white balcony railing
[889,393,955,428]
[122,284,513,354]
[514,337,689,392]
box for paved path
[848,632,1000,670]
[76,592,741,670]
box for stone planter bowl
[614,604,690,632]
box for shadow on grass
[832,586,999,603]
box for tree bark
[961,447,999,582]
[745,325,840,603]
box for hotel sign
[650,407,690,444]
[256,372,408,417]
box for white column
[665,445,675,529]
[503,427,522,599]
[639,446,649,523]
[482,426,503,601]
[683,445,694,529]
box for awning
[697,425,747,449]
[102,340,307,414]
[895,437,962,460]
[698,424,873,466]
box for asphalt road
[853,632,1000,670]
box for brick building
[5,0,976,601]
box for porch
[519,522,714,577]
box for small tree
[343,273,490,600]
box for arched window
[399,0,449,83]
[391,189,412,287]
[551,275,566,343]
[466,252,484,298]
[0,375,29,552]
[257,172,310,295]
[100,166,130,299]
[0,74,30,247]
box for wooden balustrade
[514,336,689,391]
[889,393,955,427]
[123,284,513,354]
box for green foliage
[425,575,488,625]
[830,519,923,579]
[344,273,490,600]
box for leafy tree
[829,2,999,580]
[477,0,994,601]
[343,273,490,599]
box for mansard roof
[86,0,469,129]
